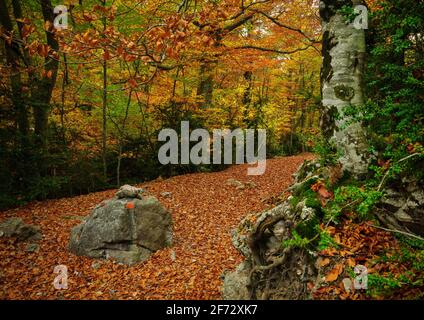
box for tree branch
[230,44,315,55]
[223,13,255,32]
[254,10,319,44]
[366,222,424,241]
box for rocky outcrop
[222,261,252,300]
[376,177,424,237]
[0,217,42,242]
[222,154,424,299]
[68,185,173,265]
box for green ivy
[316,225,339,251]
[282,230,311,249]
[322,185,383,223]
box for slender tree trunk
[242,70,253,106]
[101,0,108,181]
[196,60,214,109]
[320,0,370,176]
[242,70,253,127]
[116,90,132,187]
[60,54,68,145]
[102,60,108,181]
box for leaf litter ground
[0,154,312,299]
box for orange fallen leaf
[320,247,338,256]
[325,226,336,235]
[319,258,330,267]
[347,258,356,267]
[325,263,344,282]
[318,186,333,199]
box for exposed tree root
[235,196,317,300]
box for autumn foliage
[0,0,321,205]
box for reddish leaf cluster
[312,220,423,300]
[311,181,333,206]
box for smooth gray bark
[320,0,370,176]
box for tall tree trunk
[319,0,370,176]
[32,0,59,142]
[0,0,33,191]
[101,0,108,181]
[116,90,132,187]
[0,0,28,137]
[196,60,214,109]
[102,60,108,181]
[60,54,68,145]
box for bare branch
[230,44,316,55]
[254,10,319,44]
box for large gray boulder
[68,186,173,265]
[0,217,42,242]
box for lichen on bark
[320,0,371,177]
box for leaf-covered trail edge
[0,154,314,300]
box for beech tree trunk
[196,60,214,109]
[319,0,370,176]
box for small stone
[0,218,42,242]
[91,261,101,270]
[115,184,144,199]
[0,217,23,237]
[245,181,257,188]
[226,178,245,189]
[342,278,353,293]
[161,192,172,198]
[170,250,176,261]
[26,243,39,253]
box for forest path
[0,154,313,299]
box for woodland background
[0,0,423,300]
[1,0,323,208]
